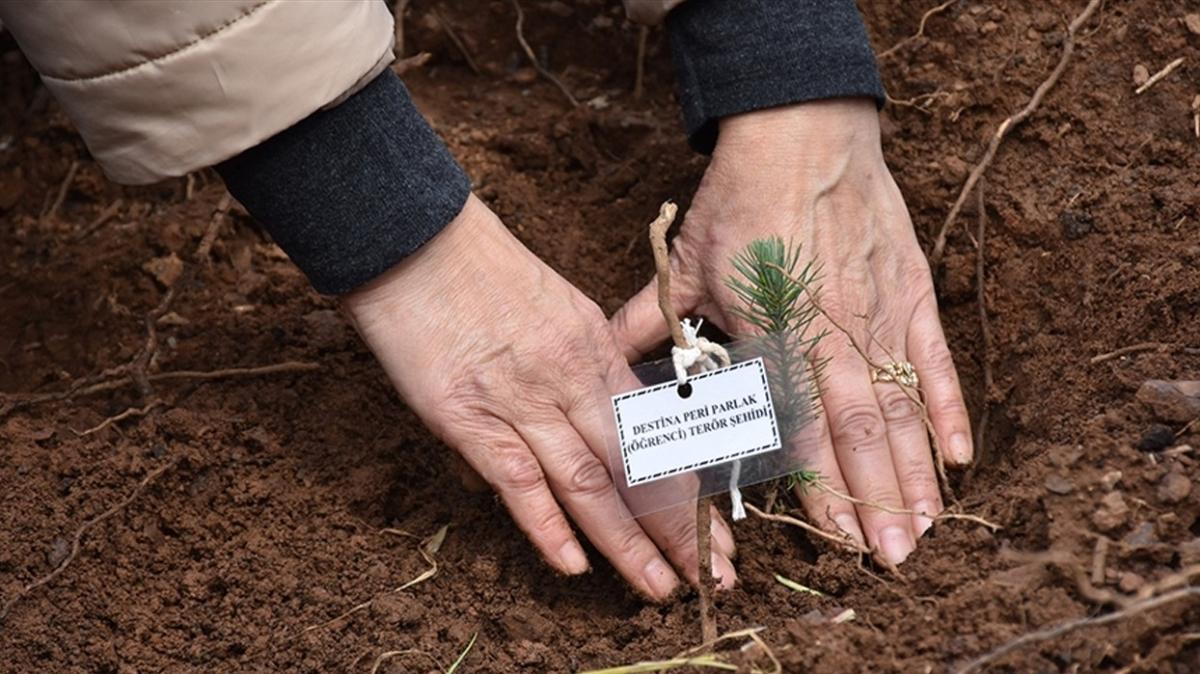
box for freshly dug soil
[2,1,1198,672]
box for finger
[574,363,737,586]
[871,350,943,538]
[608,269,700,363]
[791,395,865,546]
[449,422,590,576]
[907,294,973,466]
[520,419,682,599]
[820,348,916,565]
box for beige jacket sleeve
[0,1,395,185]
[624,0,687,24]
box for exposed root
[973,181,994,467]
[634,26,649,99]
[297,525,447,638]
[1134,56,1184,95]
[954,586,1200,674]
[930,0,1104,266]
[581,626,779,674]
[746,503,871,557]
[813,482,1000,531]
[878,0,960,60]
[71,400,164,437]
[1088,341,1200,364]
[510,0,580,107]
[431,6,481,76]
[41,159,79,223]
[196,193,232,264]
[0,460,177,624]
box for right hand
[341,195,736,599]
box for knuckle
[896,460,939,497]
[563,453,612,497]
[876,389,922,425]
[614,526,648,561]
[920,342,960,380]
[494,448,546,494]
[829,403,887,450]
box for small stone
[1136,380,1200,424]
[1092,491,1129,532]
[1044,474,1074,495]
[1132,64,1150,87]
[1185,13,1200,35]
[1123,521,1157,548]
[1100,470,1123,491]
[1117,572,1145,593]
[1158,471,1192,504]
[46,537,71,567]
[1048,444,1085,468]
[1179,538,1200,566]
[1137,424,1176,452]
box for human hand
[610,100,973,565]
[342,195,736,598]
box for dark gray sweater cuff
[216,69,470,295]
[667,0,886,154]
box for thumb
[609,273,699,363]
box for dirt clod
[1044,473,1074,495]
[1092,491,1130,532]
[1136,379,1200,423]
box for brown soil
[2,1,1199,672]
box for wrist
[341,194,517,328]
[713,98,882,165]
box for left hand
[610,99,973,565]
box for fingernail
[912,500,939,538]
[711,551,737,590]
[643,558,679,598]
[949,433,973,465]
[712,516,737,559]
[834,513,865,545]
[558,541,590,575]
[878,526,915,565]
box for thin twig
[746,503,869,555]
[71,401,164,437]
[510,0,580,107]
[431,6,481,75]
[646,200,715,643]
[878,0,960,60]
[75,199,123,241]
[1134,57,1184,95]
[41,159,79,223]
[634,26,649,99]
[1089,341,1178,364]
[973,181,993,466]
[953,587,1200,674]
[0,460,177,623]
[930,0,1104,266]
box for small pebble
[1133,64,1150,87]
[1136,380,1200,424]
[1044,474,1074,495]
[46,537,71,568]
[1124,521,1157,548]
[1117,572,1145,593]
[1158,471,1192,504]
[1100,470,1123,491]
[1136,424,1175,452]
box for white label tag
[612,358,781,487]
